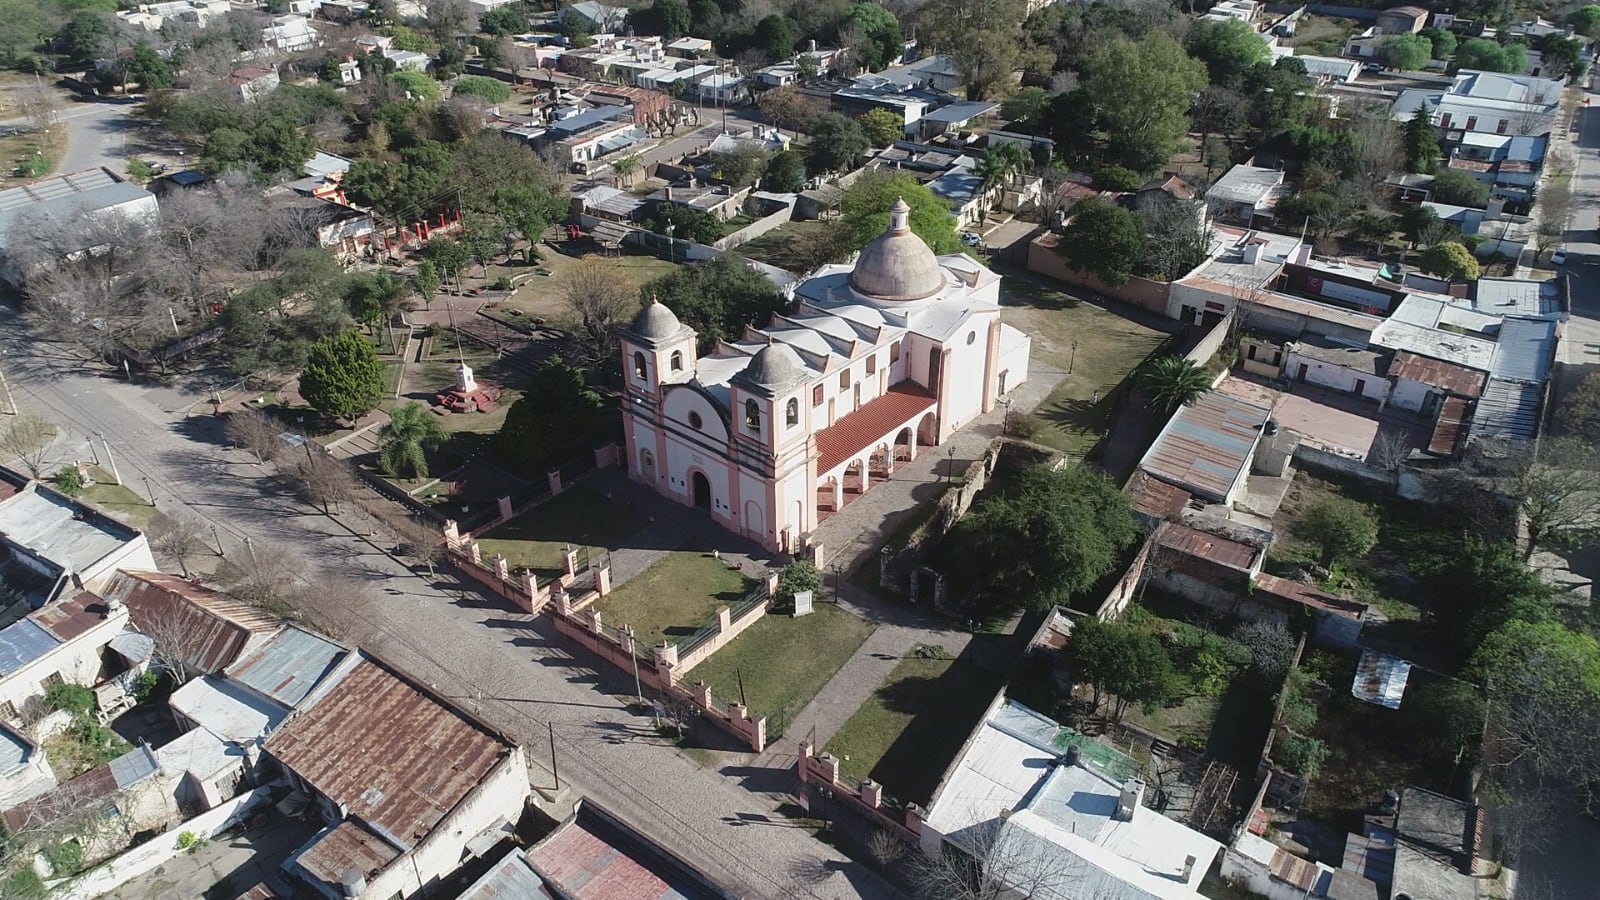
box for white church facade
[619,200,1032,554]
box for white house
[620,200,1031,554]
[1392,70,1565,140]
[261,15,320,53]
[0,168,160,289]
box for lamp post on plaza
[1069,339,1078,375]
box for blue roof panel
[0,620,59,676]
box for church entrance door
[691,472,711,511]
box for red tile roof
[264,657,512,848]
[1389,351,1485,398]
[815,383,935,475]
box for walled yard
[477,247,678,326]
[735,221,831,273]
[475,488,646,579]
[997,284,1170,459]
[592,551,758,651]
[690,603,876,739]
[823,645,1005,805]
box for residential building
[0,479,157,608]
[1136,390,1272,508]
[697,72,747,104]
[0,723,53,809]
[1392,70,1564,142]
[542,105,649,170]
[619,200,1031,554]
[0,590,137,726]
[876,55,964,93]
[1376,5,1429,34]
[117,0,230,31]
[562,0,628,33]
[667,37,714,58]
[1391,788,1484,900]
[384,48,431,73]
[228,66,280,103]
[921,697,1223,900]
[461,802,735,899]
[169,624,348,746]
[1439,134,1548,202]
[261,15,320,53]
[1206,164,1287,226]
[110,570,280,679]
[1294,54,1361,84]
[832,77,943,130]
[917,100,998,139]
[268,653,529,899]
[650,182,750,222]
[0,167,159,288]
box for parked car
[1363,62,1383,74]
[961,231,982,248]
[1551,247,1568,265]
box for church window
[813,384,824,406]
[839,369,850,389]
[688,411,703,429]
[866,354,876,375]
[890,341,901,364]
[785,398,799,426]
[633,351,647,379]
[966,331,976,346]
[670,350,684,372]
[745,399,761,432]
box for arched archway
[917,412,938,447]
[894,427,914,464]
[870,442,892,479]
[744,499,763,535]
[691,471,711,511]
[844,459,866,496]
[639,449,656,484]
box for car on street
[961,231,982,248]
[1552,247,1568,265]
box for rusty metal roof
[526,805,727,900]
[265,657,512,849]
[109,571,280,675]
[1139,391,1271,502]
[1253,574,1367,620]
[1158,522,1261,572]
[1126,471,1191,521]
[226,625,346,709]
[460,849,556,899]
[293,820,404,888]
[1389,351,1485,398]
[1428,396,1470,457]
[28,590,112,643]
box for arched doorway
[744,499,763,535]
[691,471,711,511]
[639,449,656,484]
[894,427,914,464]
[844,459,866,495]
[917,412,938,447]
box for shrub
[176,830,207,852]
[132,671,161,704]
[45,683,95,716]
[775,560,823,606]
[1280,692,1319,733]
[1233,620,1296,678]
[1276,733,1329,778]
[45,841,83,876]
[1094,165,1142,192]
[54,468,86,497]
[1186,645,1233,697]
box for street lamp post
[141,476,155,506]
[946,445,956,483]
[665,222,675,264]
[1068,339,1078,375]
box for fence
[1092,533,1156,621]
[878,440,1004,594]
[1184,308,1234,369]
[711,197,796,251]
[676,582,774,673]
[796,743,926,844]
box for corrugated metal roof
[0,168,155,245]
[1472,378,1541,442]
[1489,317,1556,382]
[1389,351,1485,398]
[1352,650,1411,709]
[1126,472,1190,521]
[294,820,404,888]
[0,723,32,775]
[1253,574,1366,619]
[527,807,721,900]
[460,850,557,899]
[265,656,512,848]
[0,620,58,676]
[1429,397,1470,456]
[110,571,280,676]
[226,625,346,709]
[1138,391,1271,502]
[30,591,113,643]
[1159,523,1260,573]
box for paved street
[0,99,145,176]
[0,310,897,900]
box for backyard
[689,603,875,738]
[592,551,758,650]
[474,488,645,579]
[823,645,1005,805]
[734,221,831,273]
[998,284,1170,458]
[477,248,678,326]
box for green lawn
[592,551,757,650]
[824,646,1004,804]
[999,287,1169,457]
[690,603,875,737]
[734,220,830,272]
[79,479,158,530]
[424,328,499,360]
[475,488,646,578]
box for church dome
[848,199,946,302]
[628,299,686,342]
[737,342,806,389]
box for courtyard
[1215,374,1427,462]
[591,550,758,651]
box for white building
[1392,70,1565,139]
[0,168,159,288]
[922,698,1223,900]
[118,0,231,31]
[619,200,1030,554]
[261,15,320,53]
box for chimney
[1242,240,1264,265]
[340,869,367,898]
[1181,855,1197,882]
[1485,197,1505,221]
[665,185,673,201]
[1115,778,1145,821]
[809,39,818,53]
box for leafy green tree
[1535,36,1585,79]
[842,2,902,72]
[763,150,806,192]
[1296,495,1379,568]
[1000,86,1051,132]
[950,464,1140,614]
[299,331,386,422]
[1421,27,1457,59]
[1419,241,1480,281]
[0,0,49,64]
[1379,33,1431,71]
[644,253,785,350]
[754,14,799,61]
[556,9,595,45]
[1403,108,1441,173]
[495,358,604,469]
[1142,355,1210,410]
[776,561,823,605]
[630,0,691,39]
[1082,32,1207,172]
[1058,196,1146,286]
[1429,168,1490,207]
[479,4,527,35]
[55,11,112,64]
[1093,165,1141,192]
[1276,734,1329,778]
[1187,19,1271,86]
[1512,437,1600,559]
[391,70,441,100]
[413,261,440,306]
[1245,58,1317,139]
[1456,38,1526,73]
[709,144,769,188]
[920,0,1046,99]
[838,170,962,254]
[856,108,904,148]
[1570,5,1600,38]
[378,402,447,478]
[1403,681,1485,759]
[1418,537,1553,656]
[452,75,512,104]
[1065,617,1182,722]
[758,85,826,134]
[644,203,723,244]
[805,111,870,173]
[1233,620,1295,679]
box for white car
[1551,247,1568,265]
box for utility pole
[0,364,15,415]
[101,439,123,485]
[210,523,225,556]
[141,476,155,506]
[548,722,560,791]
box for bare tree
[290,447,359,516]
[282,575,378,643]
[0,413,57,478]
[15,83,61,135]
[1510,437,1600,560]
[225,410,281,464]
[559,260,639,369]
[219,539,307,611]
[1370,427,1413,489]
[134,595,224,685]
[907,816,1107,900]
[147,512,209,577]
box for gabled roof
[110,571,279,676]
[1138,391,1271,502]
[265,655,514,850]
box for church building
[619,199,1031,554]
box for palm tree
[1143,356,1212,410]
[612,152,642,188]
[379,402,448,479]
[988,141,1031,188]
